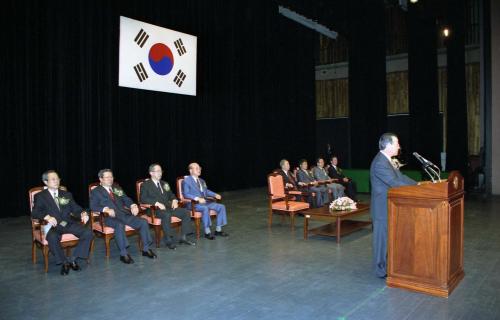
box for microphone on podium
[412,152,433,167]
[413,152,441,182]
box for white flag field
[119,16,197,96]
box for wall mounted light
[442,27,450,37]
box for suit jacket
[140,179,176,208]
[182,176,217,201]
[370,152,417,221]
[296,169,316,184]
[31,188,83,225]
[312,166,331,182]
[89,184,134,216]
[328,166,346,180]
[277,169,298,188]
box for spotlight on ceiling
[442,27,450,37]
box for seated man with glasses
[90,169,156,264]
[140,163,196,249]
[31,170,93,275]
[182,163,228,240]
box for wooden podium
[386,171,464,297]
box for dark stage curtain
[407,3,441,167]
[348,0,388,168]
[0,0,316,217]
[445,0,469,179]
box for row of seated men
[31,162,228,275]
[276,156,357,208]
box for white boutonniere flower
[391,158,405,169]
[57,196,70,206]
[163,183,170,192]
[113,187,124,197]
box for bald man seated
[182,163,228,240]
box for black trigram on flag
[133,63,148,82]
[173,70,186,87]
[134,29,149,48]
[174,38,187,56]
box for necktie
[108,188,115,201]
[157,182,163,194]
[53,192,60,209]
[196,178,202,191]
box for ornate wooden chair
[176,176,218,239]
[272,168,313,204]
[29,186,87,272]
[135,179,182,248]
[267,173,310,228]
[88,182,141,257]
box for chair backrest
[88,182,100,196]
[29,185,68,212]
[136,179,147,204]
[176,176,185,201]
[268,173,286,199]
[28,187,44,212]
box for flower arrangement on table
[329,197,357,211]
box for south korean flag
[119,16,197,96]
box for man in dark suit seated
[182,163,228,240]
[31,170,93,275]
[277,159,315,206]
[370,133,417,278]
[277,159,298,190]
[90,169,156,264]
[140,163,195,249]
[328,156,358,202]
[312,158,345,200]
[296,159,329,207]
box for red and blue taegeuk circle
[148,43,174,75]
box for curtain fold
[1,0,317,217]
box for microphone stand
[422,162,441,183]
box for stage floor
[1,189,499,319]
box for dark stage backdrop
[0,0,316,217]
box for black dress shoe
[69,261,81,271]
[165,242,177,250]
[142,249,157,259]
[214,231,229,237]
[120,254,134,264]
[204,233,215,240]
[60,263,70,275]
[179,239,196,246]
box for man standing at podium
[370,133,417,278]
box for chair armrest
[286,190,310,196]
[183,197,200,205]
[90,211,108,231]
[178,199,191,207]
[180,197,201,216]
[31,218,47,225]
[31,218,47,239]
[139,203,158,218]
[205,197,219,203]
